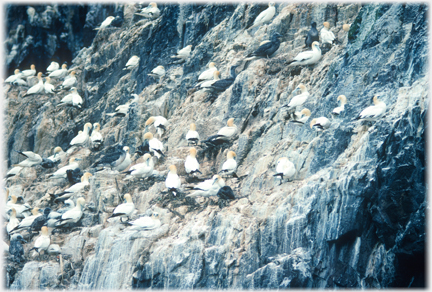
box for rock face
[4,3,426,289]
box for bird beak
[21,238,27,243]
[292,88,299,95]
[212,178,217,185]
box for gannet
[46,61,59,73]
[92,146,129,170]
[66,168,83,184]
[166,165,181,196]
[219,151,237,176]
[135,2,160,19]
[108,193,135,222]
[203,118,237,146]
[245,32,282,60]
[287,41,321,66]
[185,147,201,175]
[124,55,140,70]
[207,65,238,93]
[51,172,92,203]
[58,71,77,89]
[170,45,192,62]
[128,211,161,230]
[147,65,165,78]
[55,197,85,226]
[70,123,92,146]
[198,62,217,81]
[123,153,154,180]
[320,22,336,45]
[216,186,236,200]
[187,175,225,197]
[47,199,75,227]
[197,71,221,88]
[14,150,42,167]
[13,77,27,86]
[283,84,310,112]
[23,72,44,96]
[29,208,52,232]
[9,234,26,263]
[248,2,276,30]
[6,208,20,234]
[21,64,36,78]
[106,94,139,117]
[354,95,386,122]
[49,64,68,79]
[332,95,347,116]
[91,123,104,150]
[143,132,164,158]
[30,226,50,257]
[115,146,131,172]
[290,108,311,125]
[49,157,81,179]
[145,116,168,137]
[44,77,56,94]
[47,146,66,163]
[310,117,331,131]
[6,166,23,179]
[343,24,351,32]
[6,195,31,218]
[9,208,41,233]
[94,16,115,30]
[5,69,22,83]
[186,123,200,145]
[58,87,83,108]
[274,157,295,184]
[305,22,319,48]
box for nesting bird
[70,123,92,147]
[165,165,181,196]
[353,95,386,122]
[94,16,115,30]
[185,147,201,175]
[287,41,322,66]
[283,84,311,113]
[248,2,276,31]
[343,24,351,32]
[55,197,85,227]
[197,71,221,89]
[43,77,56,94]
[145,116,168,137]
[290,108,312,125]
[108,193,135,222]
[46,146,66,164]
[186,123,200,145]
[310,117,331,131]
[128,211,161,230]
[245,32,282,60]
[123,153,154,180]
[148,65,165,79]
[124,55,140,70]
[274,157,296,184]
[320,22,336,46]
[23,72,44,96]
[90,123,104,150]
[5,69,23,83]
[48,64,68,79]
[6,208,20,234]
[13,150,42,167]
[332,95,348,116]
[135,2,160,19]
[58,87,83,108]
[203,118,237,146]
[9,207,41,233]
[30,226,50,258]
[51,172,92,203]
[206,65,238,93]
[305,22,319,48]
[49,157,81,179]
[46,61,59,73]
[21,64,36,79]
[198,62,218,81]
[143,132,164,158]
[170,45,192,63]
[186,175,225,198]
[106,94,139,117]
[219,151,237,177]
[58,71,77,90]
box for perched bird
[147,65,165,78]
[290,108,312,125]
[13,77,27,86]
[23,72,44,96]
[203,118,237,146]
[92,146,130,171]
[123,55,140,70]
[13,150,42,167]
[207,65,238,93]
[198,62,217,81]
[29,226,50,257]
[287,41,322,66]
[283,84,311,114]
[21,64,36,79]
[274,157,295,184]
[106,94,139,117]
[94,16,115,30]
[332,95,348,116]
[219,151,237,176]
[320,22,336,46]
[165,165,181,196]
[310,117,331,131]
[108,193,135,222]
[46,61,59,73]
[305,22,319,48]
[47,200,75,227]
[6,166,23,179]
[143,132,164,158]
[128,211,161,230]
[6,208,20,234]
[343,24,351,32]
[70,123,92,147]
[55,197,85,227]
[50,172,92,203]
[5,69,22,83]
[90,123,104,150]
[353,95,386,122]
[58,71,77,89]
[5,195,31,219]
[49,157,81,179]
[9,234,26,263]
[186,123,200,145]
[135,2,160,19]
[115,147,131,172]
[196,71,221,89]
[46,146,66,163]
[187,175,225,197]
[170,45,192,63]
[185,147,201,175]
[66,168,83,184]
[145,116,168,137]
[9,208,41,233]
[48,64,68,79]
[245,32,282,60]
[57,87,83,108]
[29,207,51,232]
[248,2,276,30]
[43,77,56,94]
[123,153,154,180]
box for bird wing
[293,51,314,62]
[198,68,217,80]
[359,106,384,119]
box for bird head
[310,118,318,129]
[37,72,43,78]
[343,24,351,32]
[61,64,67,69]
[227,151,236,159]
[143,132,153,140]
[190,123,197,131]
[77,197,86,207]
[300,108,311,117]
[145,117,155,126]
[311,22,317,28]
[30,64,36,70]
[293,83,306,94]
[337,95,347,105]
[123,146,130,153]
[152,211,159,219]
[169,165,177,174]
[209,62,216,68]
[227,118,235,127]
[41,226,49,236]
[150,2,157,8]
[323,22,330,29]
[189,147,197,157]
[14,69,20,74]
[273,32,282,39]
[124,193,132,203]
[269,2,275,7]
[81,172,93,182]
[311,41,320,49]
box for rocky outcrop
[4,3,426,289]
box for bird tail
[286,60,295,66]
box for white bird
[332,95,348,116]
[44,77,56,94]
[58,71,77,89]
[310,117,331,131]
[320,22,336,45]
[30,226,50,256]
[51,173,92,203]
[21,64,36,78]
[106,94,139,117]
[197,71,221,89]
[6,166,23,179]
[274,157,296,184]
[343,24,351,32]
[47,200,75,227]
[285,84,311,111]
[290,108,312,125]
[5,194,31,219]
[185,147,201,175]
[13,78,27,86]
[170,45,192,62]
[46,61,59,73]
[47,146,66,163]
[123,55,140,70]
[94,16,115,30]
[48,64,68,79]
[249,2,276,30]
[135,2,160,19]
[5,69,22,83]
[198,62,217,81]
[108,193,135,222]
[23,72,44,96]
[203,118,237,146]
[186,123,200,145]
[147,65,165,78]
[9,208,41,233]
[55,197,85,226]
[57,87,83,108]
[123,153,154,180]
[287,41,322,66]
[145,116,168,137]
[13,150,42,167]
[354,95,387,122]
[49,157,80,179]
[115,146,131,172]
[91,123,104,150]
[143,132,164,158]
[219,151,237,176]
[165,165,181,196]
[187,175,225,198]
[128,211,161,230]
[70,123,92,147]
[6,208,20,234]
